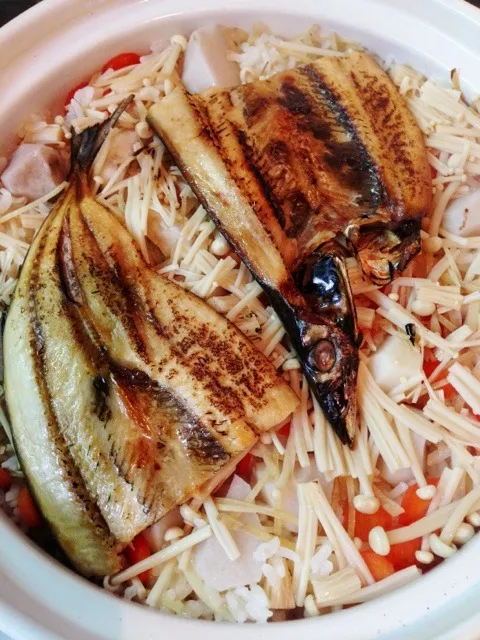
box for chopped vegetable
[399,480,439,526]
[423,358,441,379]
[0,468,12,490]
[182,25,241,94]
[236,453,254,478]
[354,507,394,542]
[126,533,151,584]
[278,422,291,437]
[423,358,455,401]
[441,383,456,400]
[387,538,421,570]
[360,551,395,581]
[102,52,141,73]
[64,81,88,106]
[17,486,41,528]
[1,144,66,202]
[368,334,423,394]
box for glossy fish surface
[3,105,298,576]
[148,51,431,445]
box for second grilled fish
[148,51,432,445]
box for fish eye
[312,339,336,373]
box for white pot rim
[1,0,480,638]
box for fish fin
[347,217,421,286]
[69,95,134,176]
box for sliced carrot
[0,468,11,490]
[361,551,395,581]
[102,52,141,73]
[423,358,441,379]
[17,486,41,528]
[387,538,421,570]
[354,507,394,542]
[441,383,456,400]
[236,453,254,478]
[126,533,151,584]
[64,81,88,106]
[277,422,291,437]
[399,479,439,526]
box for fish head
[295,242,359,344]
[346,217,422,286]
[280,241,359,446]
[296,313,358,446]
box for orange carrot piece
[423,358,441,379]
[236,453,254,478]
[441,383,456,400]
[361,551,395,581]
[354,507,394,542]
[0,468,11,490]
[399,479,439,526]
[64,81,88,106]
[388,538,421,570]
[126,533,151,585]
[102,52,141,73]
[277,422,291,437]
[17,486,41,528]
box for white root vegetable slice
[442,189,480,238]
[368,334,423,395]
[182,25,241,94]
[193,476,264,591]
[1,143,66,201]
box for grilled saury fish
[3,100,298,576]
[148,51,432,445]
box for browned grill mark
[72,206,151,364]
[296,113,332,141]
[178,422,229,463]
[279,77,313,115]
[242,94,269,121]
[26,212,116,548]
[301,63,385,211]
[40,211,157,516]
[58,214,83,304]
[162,302,274,418]
[236,67,385,244]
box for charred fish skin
[287,240,360,444]
[4,100,298,577]
[4,200,121,578]
[148,87,359,445]
[227,54,430,281]
[147,51,431,445]
[265,285,358,446]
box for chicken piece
[1,143,65,201]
